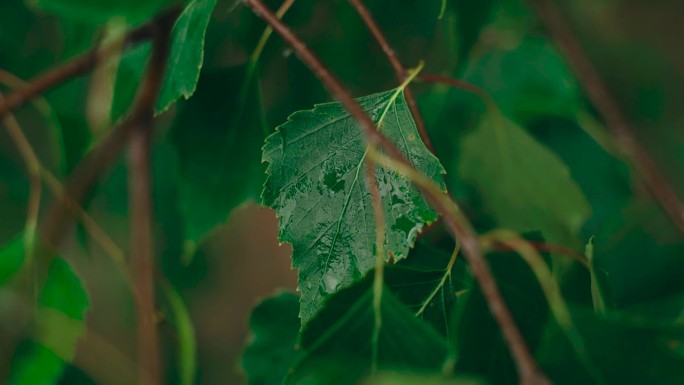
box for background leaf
[459,113,590,247]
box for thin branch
[39,8,181,250]
[481,230,603,384]
[242,1,550,383]
[0,12,177,120]
[348,0,434,154]
[0,93,42,266]
[529,0,684,234]
[127,14,175,385]
[0,83,127,273]
[418,73,495,107]
[368,148,549,385]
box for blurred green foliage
[1,0,684,384]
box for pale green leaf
[263,90,445,322]
[459,113,590,245]
[10,258,89,384]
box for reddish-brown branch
[348,0,434,154]
[419,73,493,103]
[127,14,175,385]
[529,0,684,235]
[242,1,549,383]
[39,7,181,249]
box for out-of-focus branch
[127,13,175,385]
[0,10,180,120]
[529,0,684,234]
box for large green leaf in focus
[242,292,300,385]
[170,66,266,257]
[286,273,449,384]
[30,0,173,24]
[111,0,216,119]
[459,113,590,246]
[263,90,445,322]
[10,258,89,384]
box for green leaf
[30,0,174,24]
[385,242,470,336]
[242,291,301,385]
[10,258,89,384]
[157,0,216,113]
[0,236,26,285]
[263,89,445,322]
[170,66,266,256]
[463,37,581,121]
[287,273,449,384]
[459,113,590,246]
[111,0,216,119]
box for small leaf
[242,291,301,385]
[111,0,216,118]
[157,0,217,113]
[263,90,445,322]
[459,113,590,246]
[287,273,449,384]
